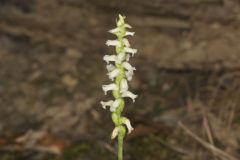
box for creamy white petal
[102,84,117,95]
[122,117,134,134]
[126,70,133,81]
[110,99,121,112]
[125,31,135,36]
[106,64,115,72]
[125,54,130,61]
[123,38,130,47]
[125,24,132,28]
[107,68,120,81]
[123,62,136,81]
[111,127,119,139]
[122,91,137,102]
[109,28,120,34]
[120,79,128,93]
[116,52,125,64]
[100,100,114,109]
[124,47,137,56]
[123,62,136,72]
[103,55,116,64]
[106,40,120,47]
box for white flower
[124,47,137,56]
[110,99,121,112]
[123,62,136,81]
[123,38,130,47]
[109,28,120,34]
[100,100,114,109]
[106,40,120,47]
[107,68,120,81]
[106,64,115,72]
[126,70,133,81]
[120,79,128,93]
[103,55,116,64]
[122,117,134,134]
[123,62,136,72]
[116,52,125,64]
[102,83,118,95]
[100,99,120,112]
[122,91,137,102]
[125,31,135,36]
[125,24,132,28]
[111,127,119,139]
[104,53,126,65]
[119,62,136,81]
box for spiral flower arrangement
[100,14,137,160]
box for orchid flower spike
[100,14,138,159]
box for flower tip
[133,94,138,102]
[100,100,114,109]
[128,127,134,134]
[102,84,117,94]
[118,14,125,20]
[125,24,132,28]
[106,40,120,47]
[125,48,137,55]
[133,49,137,54]
[125,31,135,36]
[105,40,111,46]
[109,28,119,34]
[100,101,106,109]
[122,91,137,102]
[117,14,126,26]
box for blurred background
[0,0,240,160]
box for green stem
[118,132,123,160]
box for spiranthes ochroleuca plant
[101,14,137,160]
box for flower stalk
[101,14,137,160]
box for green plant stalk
[113,16,127,160]
[116,104,125,160]
[118,130,124,160]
